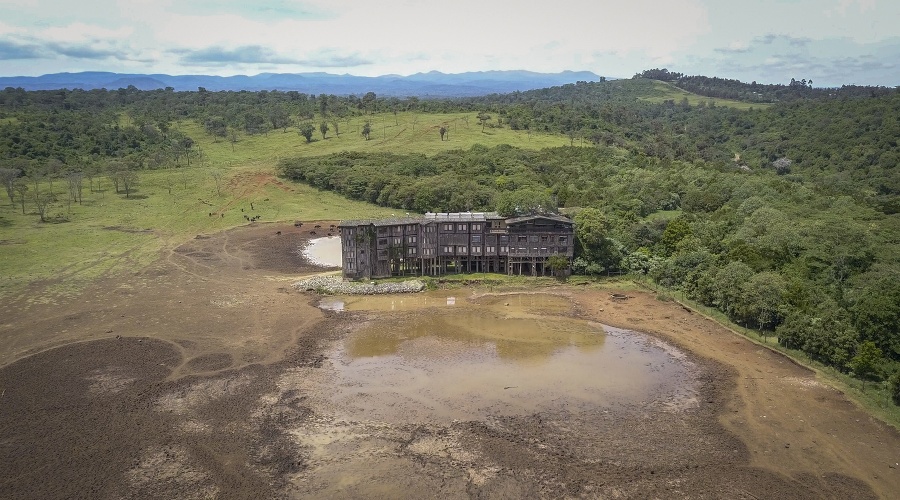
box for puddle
[303,236,341,267]
[319,292,697,423]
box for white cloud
[40,23,133,43]
[0,0,896,84]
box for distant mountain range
[0,70,604,97]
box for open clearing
[1,222,897,499]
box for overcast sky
[0,0,898,86]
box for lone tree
[361,121,372,141]
[299,123,315,143]
[119,170,139,199]
[211,169,224,196]
[439,126,447,141]
[35,193,51,222]
[330,117,340,137]
[319,121,329,140]
[477,112,491,132]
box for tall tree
[299,123,315,143]
[849,341,882,390]
[0,167,20,206]
[477,112,491,132]
[14,179,28,214]
[361,92,377,115]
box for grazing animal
[329,224,335,228]
[208,213,213,217]
[310,231,316,235]
[221,213,224,218]
[276,231,281,235]
[314,224,321,229]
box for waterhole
[319,292,697,423]
[303,236,341,267]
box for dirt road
[0,223,896,498]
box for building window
[378,238,388,246]
[501,246,508,253]
[517,235,527,242]
[472,246,480,254]
[378,228,388,235]
[472,223,481,231]
[541,235,549,242]
[408,224,416,231]
[471,234,482,243]
[559,246,568,253]
[443,224,453,231]
[500,235,509,243]
[457,245,468,254]
[393,237,401,245]
[529,235,539,242]
[408,247,417,255]
[458,224,467,231]
[559,236,568,243]
[487,246,495,253]
[407,236,417,244]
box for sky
[0,0,898,87]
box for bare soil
[0,222,897,499]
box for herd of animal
[201,200,337,237]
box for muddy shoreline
[0,222,896,498]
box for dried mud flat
[0,223,898,499]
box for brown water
[303,236,342,267]
[318,292,697,423]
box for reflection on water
[324,291,572,315]
[347,311,604,360]
[304,236,342,267]
[322,292,696,423]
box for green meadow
[640,81,769,110]
[0,111,569,299]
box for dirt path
[573,289,900,499]
[0,224,897,498]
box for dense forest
[635,68,896,102]
[1,73,898,400]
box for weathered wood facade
[339,212,574,279]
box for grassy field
[0,111,570,299]
[640,81,769,110]
[178,111,570,167]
